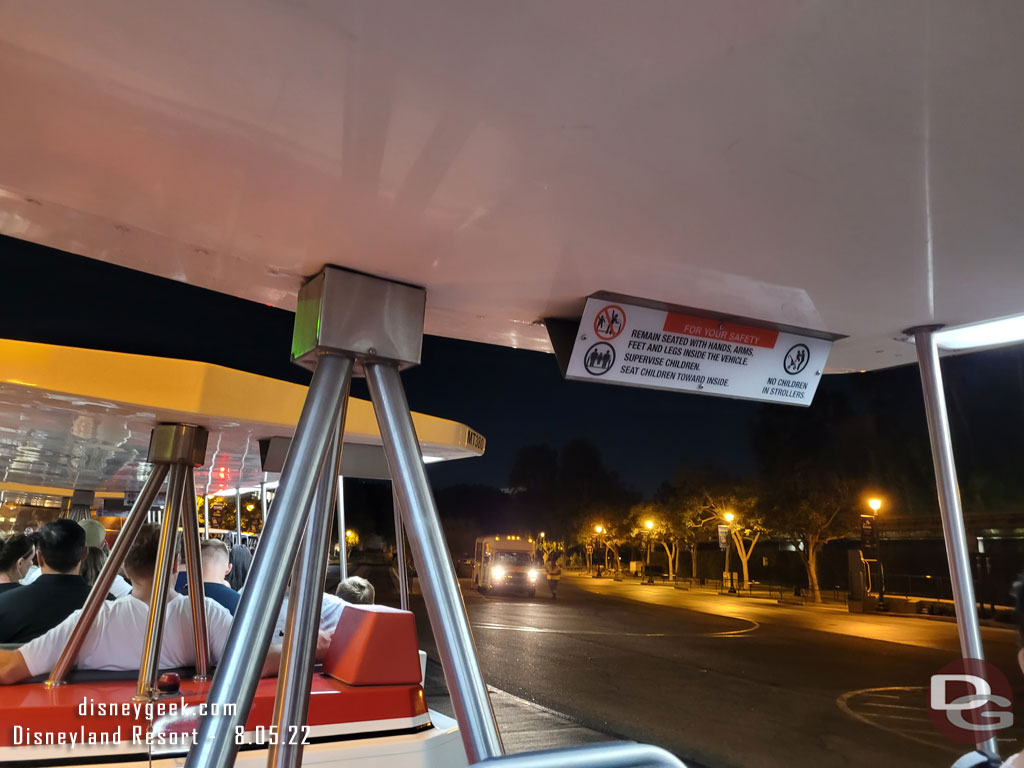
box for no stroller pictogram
[594,305,625,340]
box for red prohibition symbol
[594,305,625,340]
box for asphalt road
[363,565,1023,768]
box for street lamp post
[593,525,604,577]
[723,512,737,594]
[867,498,886,610]
[643,520,654,582]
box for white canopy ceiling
[1,1,1022,371]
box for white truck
[472,535,540,597]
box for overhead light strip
[934,313,1024,351]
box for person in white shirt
[0,523,333,684]
[273,589,349,639]
[336,575,375,605]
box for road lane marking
[704,619,759,637]
[837,686,957,754]
[860,713,932,722]
[472,618,759,638]
[473,623,674,637]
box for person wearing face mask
[0,534,35,595]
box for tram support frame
[135,463,187,701]
[186,353,352,768]
[394,490,410,611]
[187,266,502,768]
[269,393,349,768]
[183,465,211,681]
[46,423,210,691]
[367,362,503,762]
[911,326,998,759]
[337,478,347,580]
[45,463,168,687]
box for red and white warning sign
[566,296,834,406]
[593,305,626,340]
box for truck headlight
[528,569,538,581]
[492,566,505,580]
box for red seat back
[322,604,421,685]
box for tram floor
[385,571,1023,768]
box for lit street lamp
[866,498,886,609]
[723,512,737,594]
[640,519,655,581]
[591,525,604,573]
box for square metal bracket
[260,436,393,480]
[147,424,209,466]
[291,266,426,373]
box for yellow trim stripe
[0,339,483,455]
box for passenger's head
[199,539,232,584]
[124,524,180,598]
[226,545,252,591]
[335,575,375,605]
[35,519,87,574]
[81,546,108,587]
[0,533,35,582]
[78,519,107,551]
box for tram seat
[323,604,421,686]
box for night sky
[0,235,1019,501]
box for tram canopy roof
[0,339,484,505]
[1,3,1023,372]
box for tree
[763,469,861,603]
[702,489,761,589]
[577,504,630,573]
[656,468,735,580]
[509,440,634,545]
[627,501,684,579]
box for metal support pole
[336,479,347,580]
[913,327,997,758]
[46,464,169,686]
[260,481,268,528]
[366,362,503,762]
[187,353,353,768]
[235,487,243,545]
[135,463,187,702]
[393,489,409,611]
[182,467,210,680]
[268,395,348,768]
[204,494,210,538]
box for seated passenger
[0,520,90,643]
[335,575,375,605]
[273,587,347,639]
[78,518,107,551]
[180,539,240,615]
[227,544,252,591]
[0,533,35,595]
[78,519,131,599]
[80,547,110,594]
[0,524,333,684]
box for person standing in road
[544,551,561,599]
